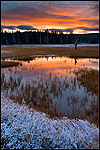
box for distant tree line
[68,33,99,44]
[1,30,99,45]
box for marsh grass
[1,72,62,118]
[74,69,99,126]
[75,69,99,96]
[1,68,99,126]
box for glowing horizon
[1,1,99,34]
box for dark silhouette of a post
[74,39,79,50]
[74,57,78,65]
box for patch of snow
[77,44,99,47]
[1,44,99,48]
[1,92,99,149]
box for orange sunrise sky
[1,1,99,34]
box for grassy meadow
[1,45,99,60]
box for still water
[1,56,99,118]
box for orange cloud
[1,1,99,33]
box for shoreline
[1,92,99,149]
[1,43,99,48]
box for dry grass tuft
[75,69,99,96]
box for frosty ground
[1,43,99,48]
[1,92,99,149]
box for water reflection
[1,56,99,124]
[2,56,99,79]
[74,57,78,65]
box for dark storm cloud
[1,25,16,30]
[1,25,37,30]
[63,27,99,32]
[16,25,37,30]
[57,16,75,19]
[80,19,99,26]
[1,5,75,20]
[49,26,99,33]
[78,27,99,31]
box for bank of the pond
[1,61,22,68]
[1,93,99,149]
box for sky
[1,1,99,34]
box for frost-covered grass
[1,93,99,149]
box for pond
[1,56,99,125]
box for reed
[75,69,99,96]
[1,69,99,126]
